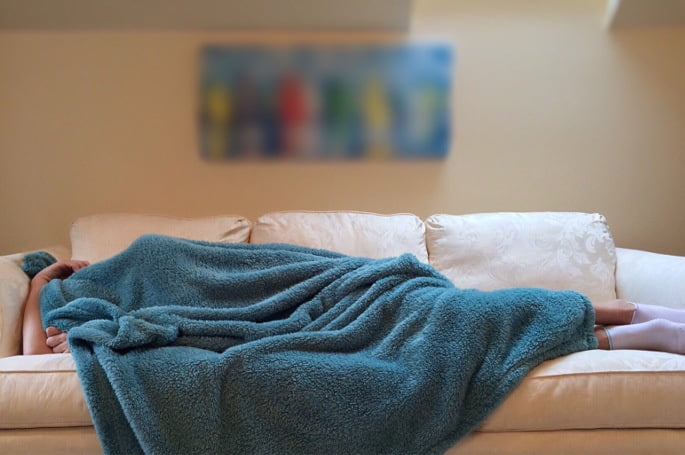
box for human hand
[45,326,70,354]
[32,260,90,285]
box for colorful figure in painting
[321,77,361,158]
[233,72,263,158]
[277,72,308,158]
[201,83,232,160]
[362,77,392,159]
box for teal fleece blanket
[40,234,597,454]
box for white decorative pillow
[425,212,617,303]
[615,248,685,310]
[71,214,252,263]
[251,211,429,262]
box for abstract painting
[198,44,453,160]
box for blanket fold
[41,234,596,454]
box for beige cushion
[3,350,684,433]
[1,428,683,455]
[250,211,429,262]
[0,260,29,358]
[0,427,102,455]
[70,214,252,263]
[448,429,685,455]
[0,355,90,429]
[425,212,617,303]
[480,349,685,432]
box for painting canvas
[198,44,453,160]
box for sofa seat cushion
[70,214,252,263]
[425,212,617,303]
[3,350,683,432]
[0,355,89,429]
[251,211,429,262]
[481,349,685,432]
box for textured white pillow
[425,212,617,303]
[71,214,252,263]
[616,248,685,309]
[251,211,429,262]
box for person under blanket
[21,258,685,356]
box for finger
[69,260,90,273]
[46,333,67,348]
[45,326,61,337]
[52,341,69,354]
[46,335,64,348]
[42,262,74,280]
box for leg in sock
[593,299,636,325]
[593,300,685,326]
[603,319,685,354]
[631,303,685,324]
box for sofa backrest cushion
[251,211,429,262]
[71,214,252,263]
[425,212,617,303]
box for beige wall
[1,0,684,256]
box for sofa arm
[0,258,29,357]
[0,246,70,358]
[616,248,685,309]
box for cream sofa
[1,211,684,455]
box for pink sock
[631,303,685,324]
[605,319,685,354]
